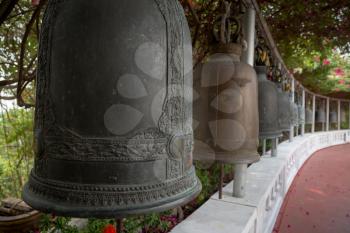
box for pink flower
[338,79,346,85]
[32,0,40,6]
[335,88,340,92]
[334,67,345,77]
[322,59,330,65]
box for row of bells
[22,0,348,219]
[255,66,300,140]
[305,107,347,124]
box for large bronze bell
[193,43,260,164]
[277,88,292,132]
[256,66,282,139]
[23,0,201,218]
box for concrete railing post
[338,100,341,130]
[301,89,305,136]
[312,95,316,133]
[326,98,330,131]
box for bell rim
[22,170,202,218]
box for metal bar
[242,7,256,66]
[116,219,122,233]
[262,139,266,155]
[312,95,316,133]
[219,163,224,199]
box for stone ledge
[171,130,350,233]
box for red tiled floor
[273,143,350,233]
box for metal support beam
[312,95,316,133]
[232,7,256,199]
[242,8,256,66]
[326,98,330,131]
[338,100,341,130]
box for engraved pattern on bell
[23,0,201,218]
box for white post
[262,139,266,155]
[233,7,256,198]
[301,89,305,136]
[233,164,248,198]
[326,98,330,131]
[271,138,278,157]
[289,79,295,141]
[312,95,316,133]
[349,102,350,129]
[338,100,341,130]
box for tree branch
[0,0,20,26]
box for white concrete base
[171,130,350,233]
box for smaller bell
[256,66,282,139]
[305,108,313,124]
[330,111,338,124]
[341,108,348,123]
[298,105,305,125]
[291,102,299,126]
[277,88,292,132]
[316,106,326,123]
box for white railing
[171,130,350,233]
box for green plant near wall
[0,106,34,198]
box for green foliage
[0,106,34,198]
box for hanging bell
[23,0,201,218]
[330,111,338,124]
[193,43,260,164]
[305,107,313,124]
[316,106,326,123]
[298,104,305,125]
[341,107,348,123]
[256,66,282,139]
[277,88,292,132]
[291,102,299,126]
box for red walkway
[273,143,350,233]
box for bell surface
[316,107,326,123]
[277,89,292,132]
[256,66,282,139]
[330,111,338,124]
[291,102,299,126]
[193,43,260,165]
[305,108,313,124]
[23,0,201,218]
[298,105,305,125]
